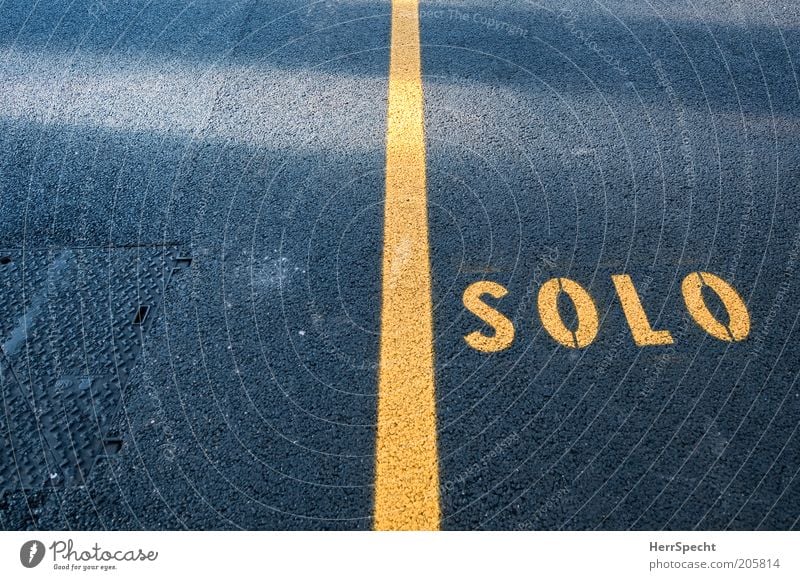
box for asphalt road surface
[1,0,799,530]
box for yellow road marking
[463,281,515,353]
[612,274,674,346]
[537,278,599,348]
[374,0,440,531]
[681,272,751,341]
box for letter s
[463,281,515,352]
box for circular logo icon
[20,540,45,568]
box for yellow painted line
[374,0,440,531]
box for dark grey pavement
[1,0,799,530]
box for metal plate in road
[0,247,189,494]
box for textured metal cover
[0,246,189,493]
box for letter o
[537,278,599,348]
[681,272,750,341]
